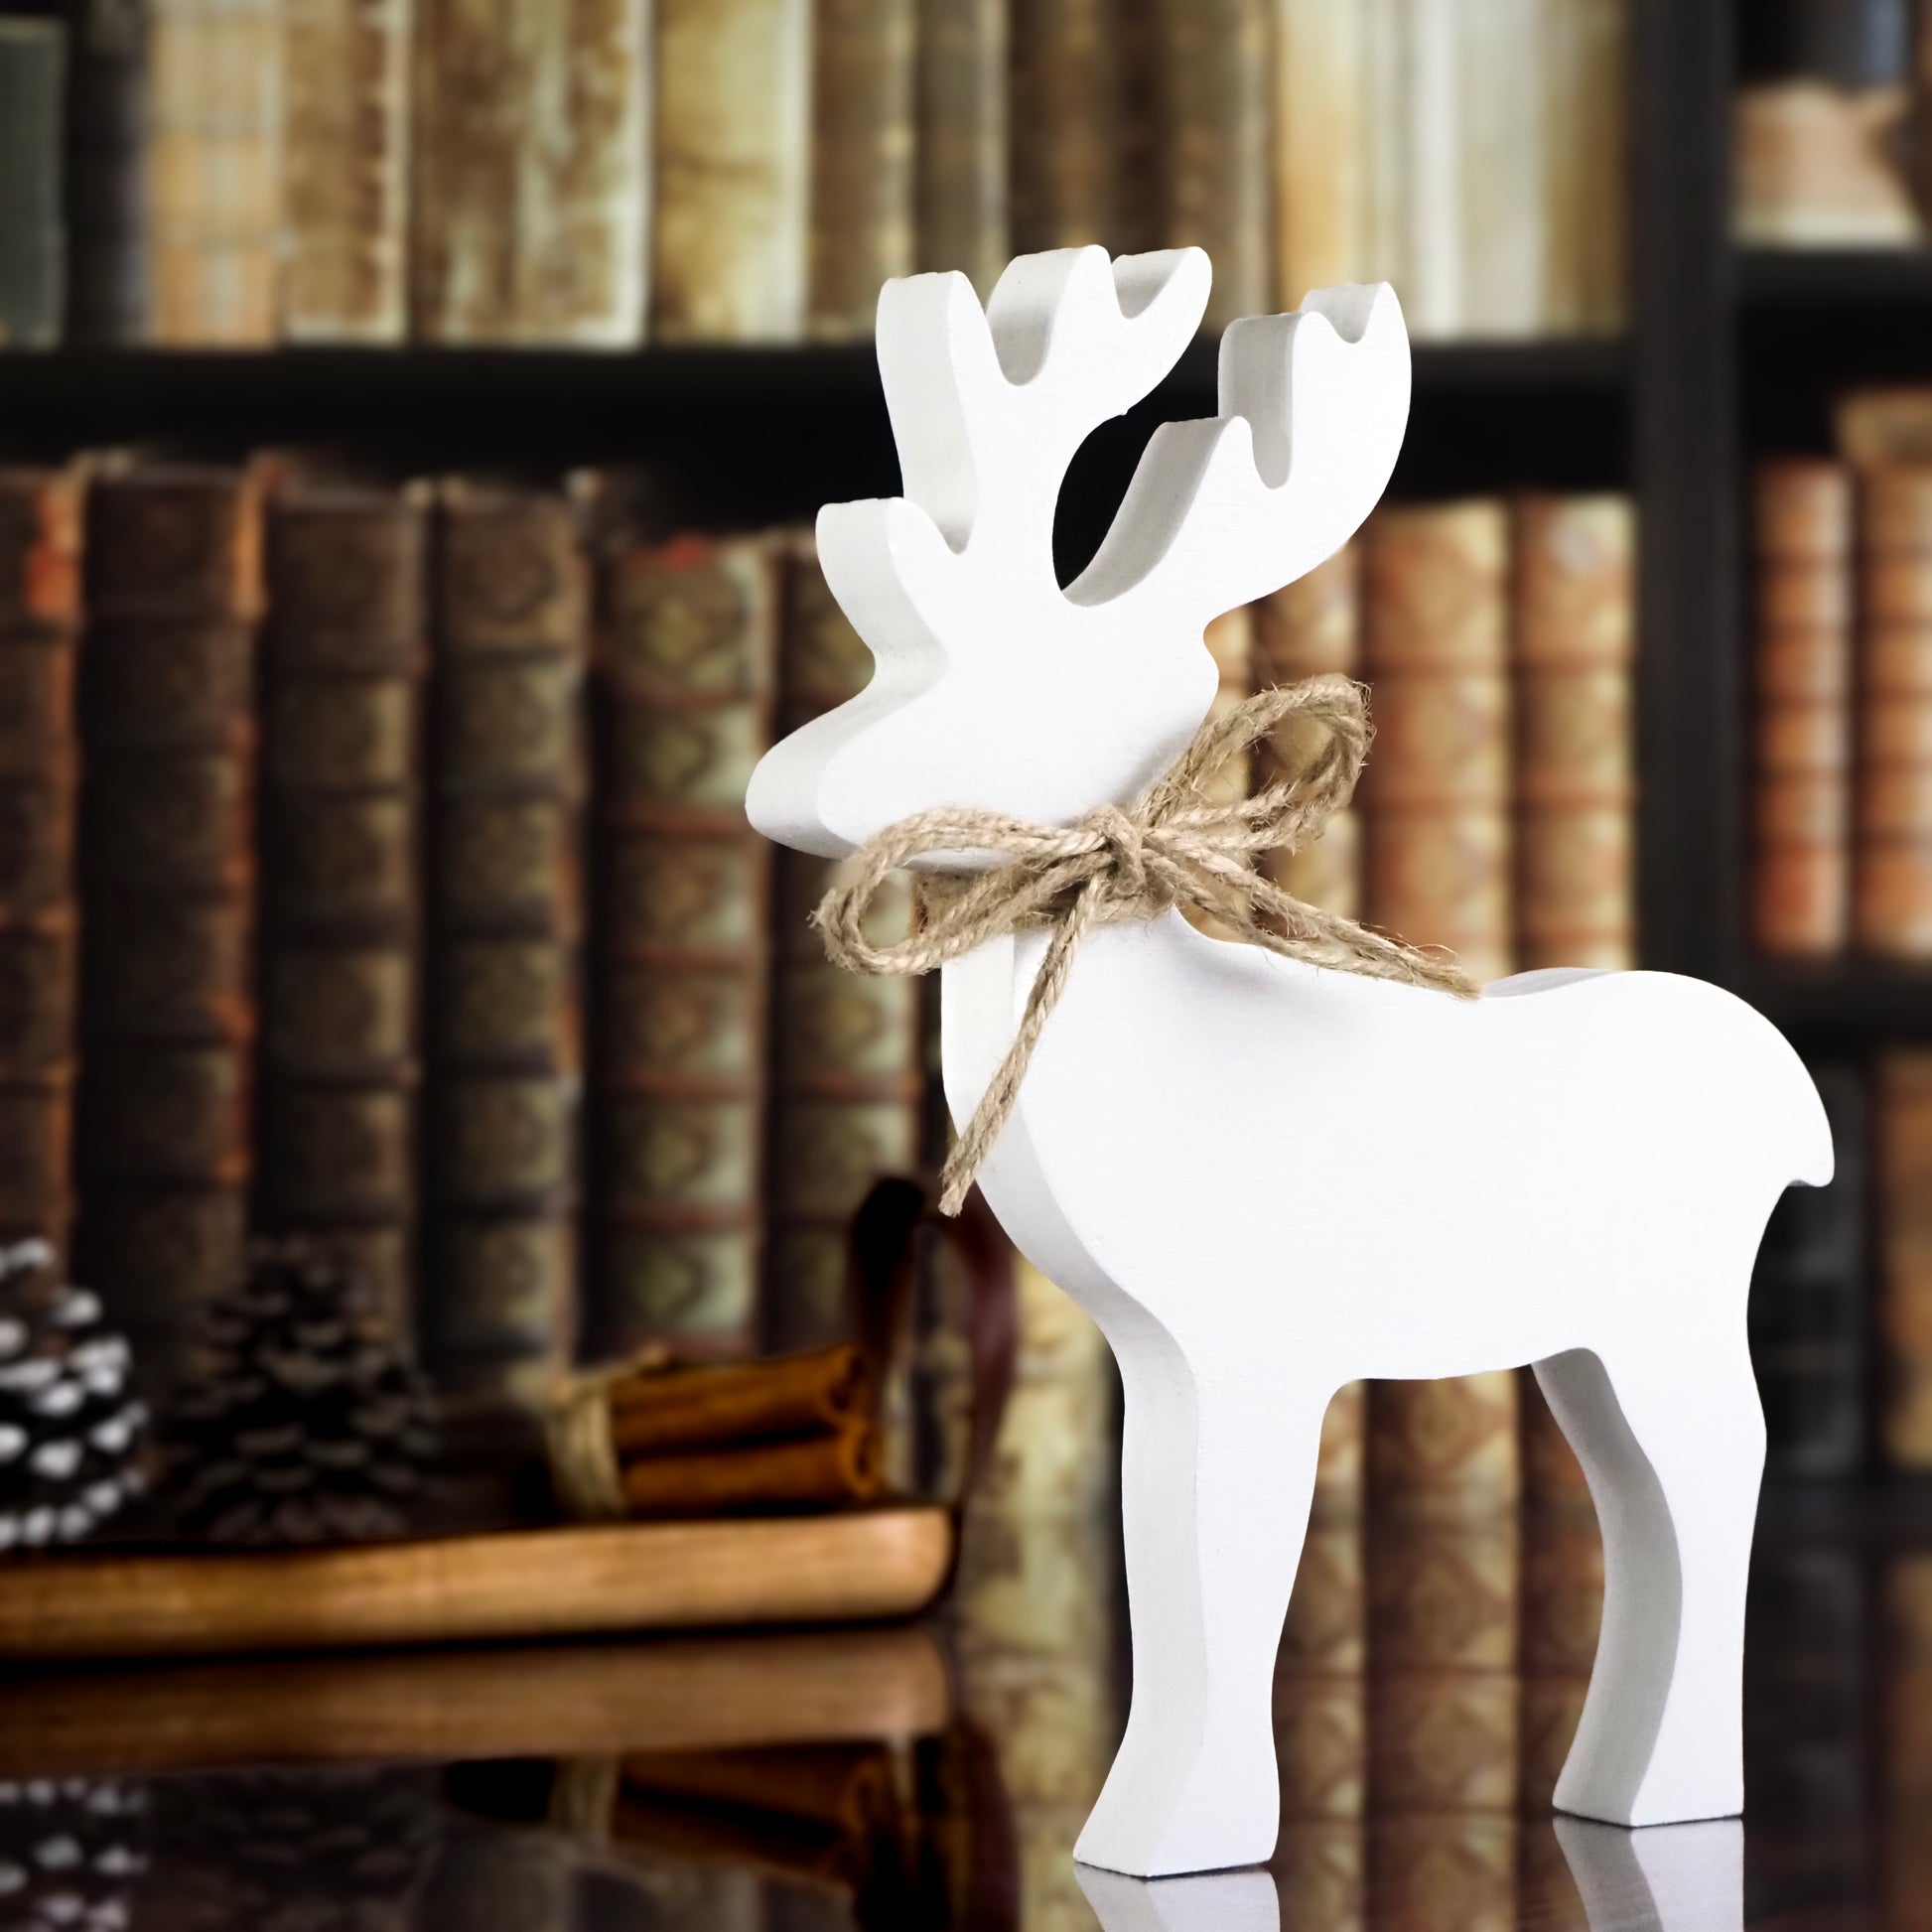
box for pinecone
[162,1237,441,1548]
[0,1776,148,1932]
[0,1241,149,1554]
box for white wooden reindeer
[746,246,1832,1879]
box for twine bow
[813,673,1478,1215]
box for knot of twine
[813,673,1479,1217]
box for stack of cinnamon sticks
[548,1344,885,1522]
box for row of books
[0,0,1628,352]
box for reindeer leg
[1534,1337,1764,1828]
[1074,1341,1329,1878]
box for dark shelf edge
[1721,959,1932,1036]
[1737,244,1932,309]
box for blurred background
[0,0,1931,1926]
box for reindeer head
[746,247,1411,860]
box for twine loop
[812,674,1478,1216]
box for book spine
[259,483,428,1336]
[65,0,150,345]
[412,0,647,346]
[650,0,811,344]
[1541,0,1627,335]
[1009,0,1130,254]
[146,0,283,345]
[423,483,587,1398]
[74,467,262,1375]
[0,470,84,1256]
[0,22,68,350]
[1362,500,1513,985]
[1857,465,1932,957]
[1272,0,1366,309]
[914,0,1007,296]
[1360,0,1408,291]
[1400,0,1462,341]
[586,532,778,1363]
[809,0,916,342]
[1148,0,1271,330]
[1258,552,1365,922]
[282,0,410,342]
[762,544,921,1354]
[1882,1551,1932,1918]
[1754,460,1854,958]
[1878,1048,1932,1469]
[1513,493,1637,971]
[1455,0,1546,341]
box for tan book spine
[1878,1050,1932,1469]
[423,481,587,1398]
[145,0,283,345]
[75,465,262,1372]
[1755,461,1854,958]
[411,0,647,345]
[1362,500,1513,985]
[809,0,916,342]
[763,543,922,1353]
[1858,466,1932,958]
[651,0,811,344]
[1514,493,1636,970]
[1148,0,1271,330]
[587,529,779,1363]
[914,0,1008,295]
[1272,0,1367,308]
[282,0,409,341]
[1456,0,1546,340]
[1009,0,1131,254]
[1541,0,1627,336]
[1400,0,1462,342]
[259,481,429,1333]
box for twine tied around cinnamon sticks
[814,674,1479,1216]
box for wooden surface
[0,1506,954,1659]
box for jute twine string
[544,1344,673,1522]
[814,673,1479,1217]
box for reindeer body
[747,245,1832,1878]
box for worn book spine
[146,0,283,345]
[65,0,150,345]
[1272,0,1365,309]
[1754,460,1854,958]
[650,0,811,345]
[763,543,921,1354]
[1877,1049,1932,1469]
[1009,0,1132,255]
[1147,0,1271,330]
[587,532,778,1363]
[1751,1061,1868,1477]
[1857,465,1932,958]
[0,21,67,350]
[1359,0,1408,292]
[1361,500,1513,985]
[1456,0,1546,340]
[282,0,410,342]
[423,482,587,1399]
[259,482,428,1335]
[809,0,916,342]
[0,470,84,1256]
[1401,0,1462,341]
[74,466,262,1376]
[412,0,647,345]
[914,0,1007,295]
[1514,493,1636,970]
[1541,0,1626,335]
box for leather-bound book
[0,20,67,349]
[282,0,410,342]
[651,0,811,344]
[915,0,1007,296]
[74,465,262,1374]
[1753,460,1854,957]
[586,530,778,1363]
[1542,0,1626,335]
[1456,0,1546,341]
[64,0,149,344]
[1857,465,1932,957]
[423,481,587,1399]
[1877,1049,1932,1469]
[146,0,282,345]
[1881,1552,1932,1921]
[0,469,83,1252]
[1751,1060,1868,1477]
[1513,494,1636,971]
[1255,546,1363,922]
[259,480,429,1333]
[809,0,916,342]
[1146,0,1270,330]
[763,543,921,1353]
[412,0,647,345]
[1272,0,1366,308]
[1361,500,1513,986]
[1009,0,1133,254]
